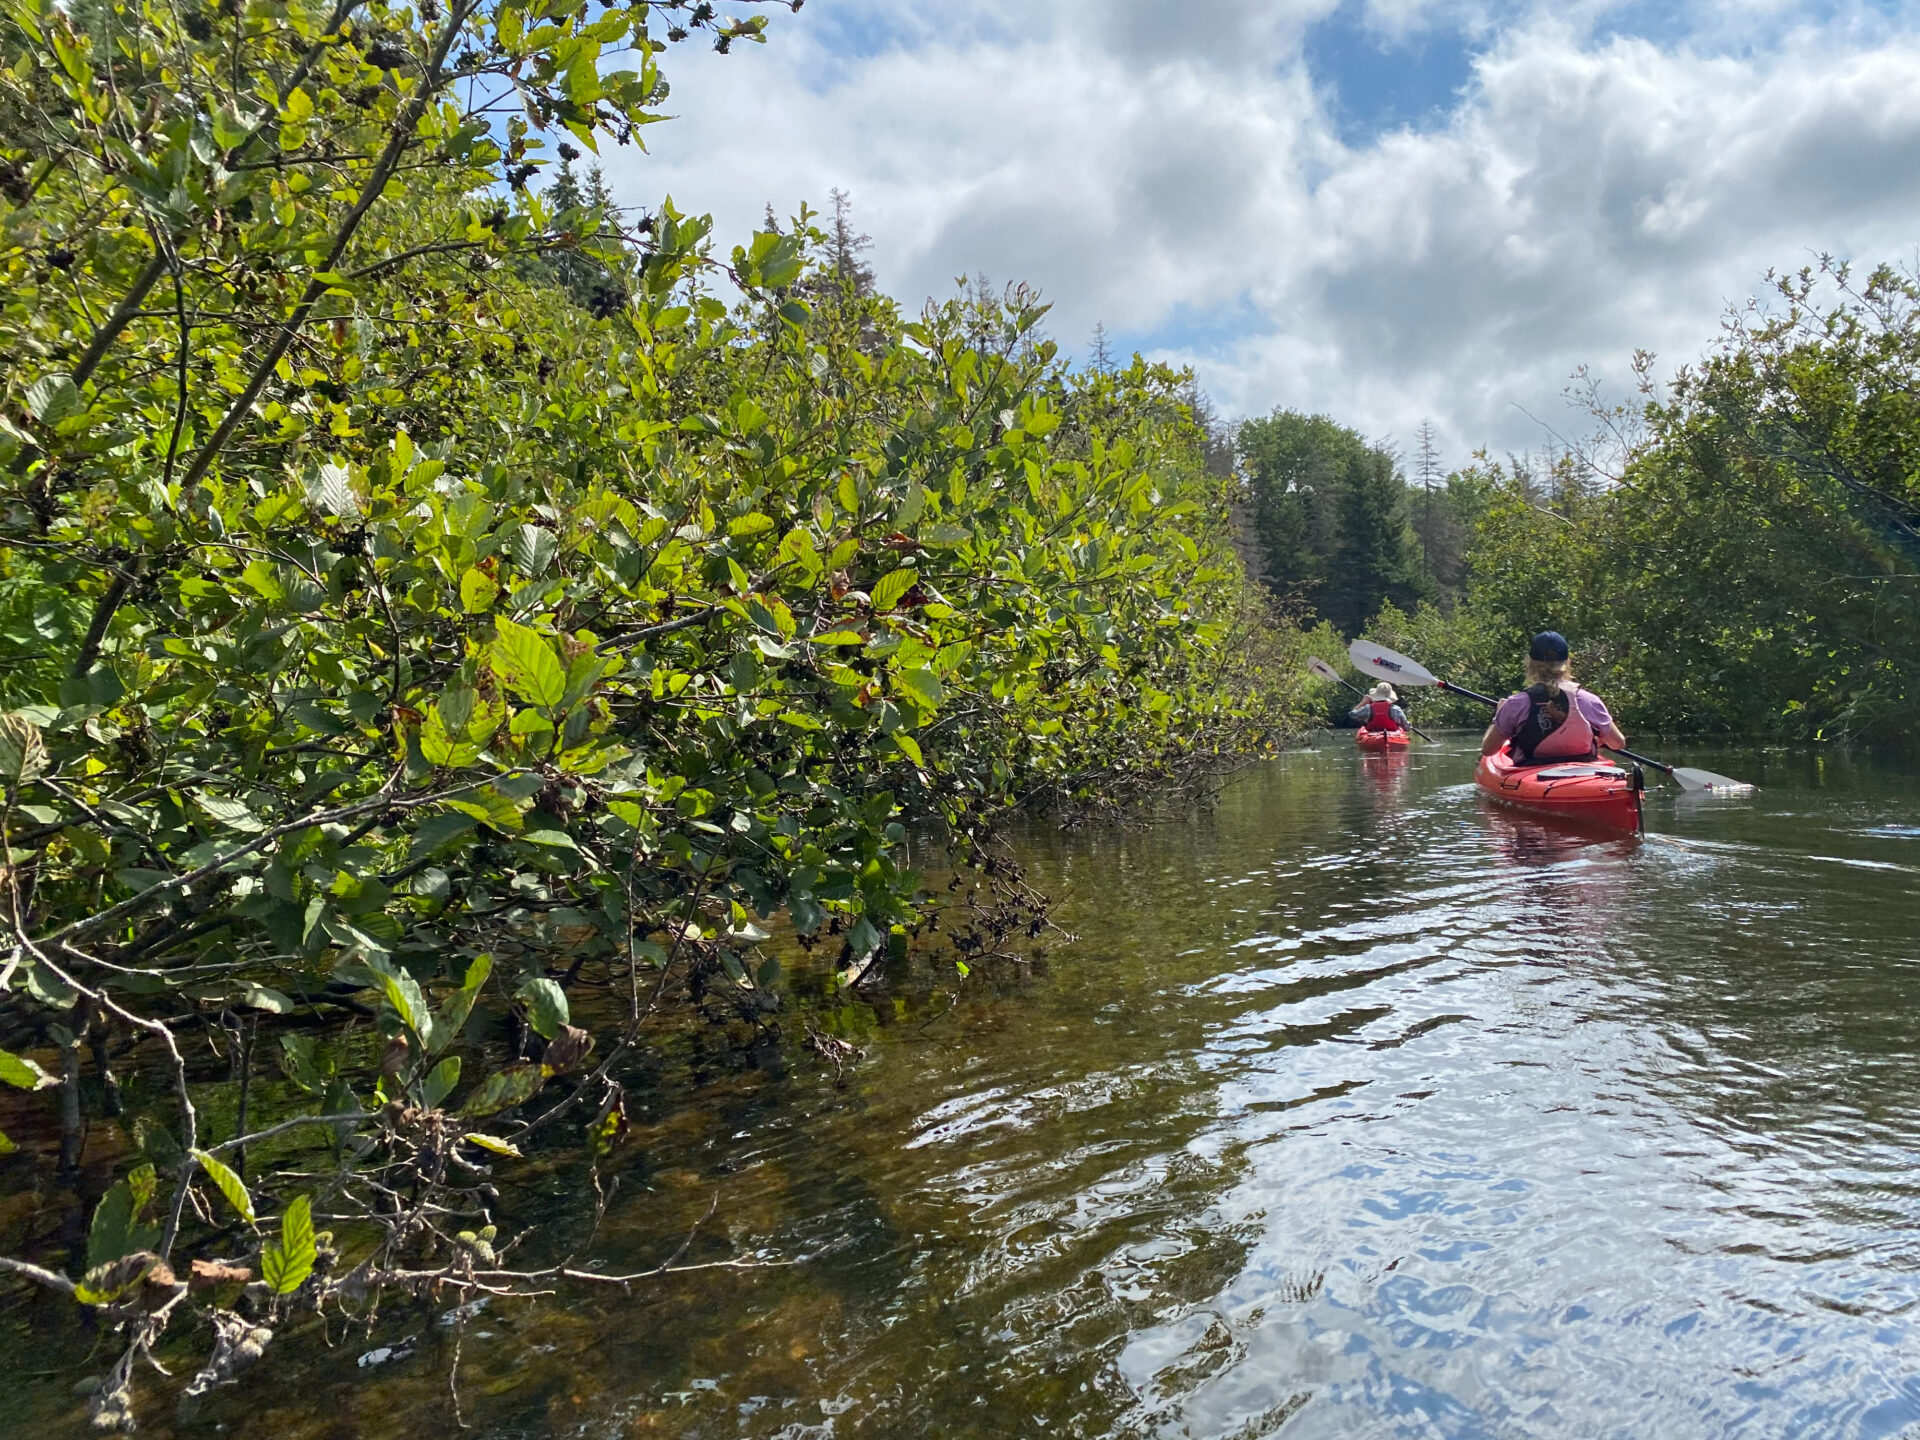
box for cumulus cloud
[600,0,1920,458]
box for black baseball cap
[1529,631,1570,662]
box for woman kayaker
[1352,682,1409,736]
[1480,631,1625,763]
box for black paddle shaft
[1437,679,1499,707]
[1600,745,1675,776]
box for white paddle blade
[1347,638,1439,688]
[1671,766,1756,795]
[1307,657,1344,685]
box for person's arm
[1483,693,1523,755]
[1348,701,1370,722]
[1391,705,1409,727]
[1579,691,1626,750]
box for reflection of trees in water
[1360,751,1412,806]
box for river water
[18,736,1920,1437]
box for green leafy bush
[1388,262,1920,740]
[0,0,1311,1420]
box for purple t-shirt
[1492,686,1613,738]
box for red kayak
[1355,728,1411,752]
[1475,745,1643,837]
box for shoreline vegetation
[1245,264,1920,743]
[4,0,1918,1428]
[0,0,1319,1424]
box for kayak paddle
[1307,656,1432,741]
[1308,656,1359,694]
[1345,638,1756,794]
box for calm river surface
[16,736,1920,1438]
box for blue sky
[604,0,1920,461]
[1305,7,1479,143]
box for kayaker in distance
[1352,682,1410,736]
[1480,631,1626,764]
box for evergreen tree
[1415,418,1439,579]
[585,164,618,217]
[1325,444,1422,634]
[548,156,585,211]
[1238,409,1423,630]
[537,159,630,319]
[825,187,876,295]
[1089,322,1115,373]
[1177,376,1234,477]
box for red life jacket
[1366,698,1399,732]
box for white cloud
[601,0,1920,461]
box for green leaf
[490,617,567,708]
[444,786,526,832]
[195,791,265,833]
[511,524,558,576]
[210,102,252,151]
[304,460,359,518]
[892,732,925,766]
[411,810,479,857]
[193,1149,256,1224]
[0,712,49,785]
[434,952,492,1047]
[242,984,295,1014]
[420,707,479,768]
[789,893,824,935]
[280,1034,327,1094]
[846,915,882,961]
[896,667,944,710]
[25,373,81,424]
[516,976,569,1039]
[261,1194,316,1295]
[809,630,866,646]
[461,1131,523,1158]
[460,567,500,613]
[0,1048,51,1090]
[871,569,917,611]
[77,1254,158,1307]
[88,1176,152,1268]
[364,955,428,1038]
[422,1055,461,1108]
[461,1061,546,1118]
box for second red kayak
[1475,745,1643,836]
[1355,728,1411,752]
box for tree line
[1234,261,1920,741]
